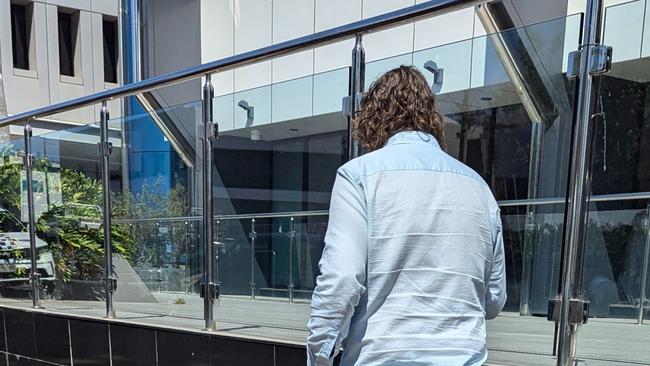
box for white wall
[201,0,484,97]
[201,0,583,132]
[0,0,120,125]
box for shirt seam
[357,167,488,187]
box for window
[102,17,118,83]
[58,10,80,77]
[10,3,33,70]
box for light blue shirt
[307,131,507,366]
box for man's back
[307,131,506,366]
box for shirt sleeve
[307,167,368,366]
[485,207,507,320]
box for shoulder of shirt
[338,143,490,190]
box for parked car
[0,208,55,283]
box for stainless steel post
[201,74,217,331]
[250,218,256,300]
[347,34,365,159]
[184,221,190,294]
[23,122,42,309]
[288,217,295,303]
[639,206,650,325]
[215,220,221,286]
[556,0,606,364]
[99,101,116,319]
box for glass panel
[603,0,644,63]
[272,77,313,123]
[216,218,253,297]
[205,14,583,354]
[313,68,349,115]
[0,10,599,361]
[110,99,203,322]
[575,201,650,364]
[213,215,309,342]
[576,2,650,361]
[254,217,291,300]
[213,85,348,215]
[434,15,579,364]
[365,53,413,85]
[0,127,33,300]
[22,123,104,306]
[214,93,235,132]
[234,86,272,129]
[413,39,473,94]
[221,67,350,129]
[643,0,650,58]
[291,214,328,302]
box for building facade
[0,0,649,365]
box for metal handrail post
[99,101,116,319]
[201,75,217,331]
[288,217,296,303]
[556,0,606,364]
[639,206,650,325]
[215,220,221,286]
[250,218,257,300]
[23,122,42,309]
[184,221,190,294]
[346,34,365,159]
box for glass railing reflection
[217,67,350,133]
[0,124,107,301]
[603,0,646,63]
[0,128,36,297]
[215,212,327,304]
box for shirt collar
[384,131,441,149]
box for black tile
[0,352,7,366]
[156,331,209,366]
[4,310,35,357]
[7,354,31,366]
[110,324,155,366]
[34,315,70,365]
[0,311,6,352]
[6,355,52,366]
[210,337,273,366]
[70,320,109,366]
[274,346,305,366]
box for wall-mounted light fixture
[423,60,444,94]
[237,100,254,128]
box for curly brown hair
[352,65,446,151]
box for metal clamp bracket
[200,282,220,300]
[547,297,590,324]
[30,272,41,286]
[567,45,613,79]
[103,277,118,292]
[97,141,113,157]
[342,92,365,117]
[22,153,34,168]
[206,121,219,141]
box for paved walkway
[0,294,648,365]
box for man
[307,66,506,365]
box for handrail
[108,190,650,223]
[498,191,650,207]
[0,0,483,128]
[113,210,330,224]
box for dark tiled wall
[0,308,310,366]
